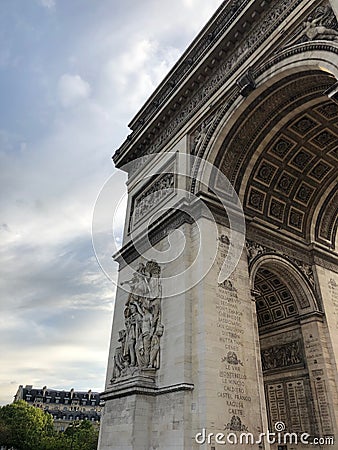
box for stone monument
[98,1,338,448]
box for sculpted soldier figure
[121,263,148,305]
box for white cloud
[100,38,182,114]
[0,0,225,406]
[39,0,56,9]
[58,74,91,107]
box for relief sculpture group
[111,260,164,381]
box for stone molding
[100,382,194,401]
[115,209,194,267]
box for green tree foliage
[0,400,53,450]
[0,401,99,450]
[64,420,99,450]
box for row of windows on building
[33,403,100,412]
[29,396,98,406]
[51,414,100,422]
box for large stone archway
[250,254,335,443]
[98,2,338,449]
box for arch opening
[252,257,326,440]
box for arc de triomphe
[97,1,338,448]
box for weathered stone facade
[98,1,338,448]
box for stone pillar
[312,264,338,438]
[188,217,269,449]
[98,212,270,449]
[301,315,338,444]
[98,220,195,450]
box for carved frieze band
[130,172,175,227]
[111,260,164,383]
[261,340,304,372]
[246,240,316,289]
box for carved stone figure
[111,330,127,380]
[225,415,248,432]
[149,324,164,369]
[219,234,230,245]
[111,260,164,381]
[222,351,243,366]
[121,263,149,305]
[303,17,338,41]
[191,121,208,155]
[298,262,315,286]
[287,5,338,46]
[190,117,215,156]
[218,279,237,291]
[124,303,142,367]
[329,278,337,288]
[246,240,265,263]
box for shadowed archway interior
[254,265,318,436]
[215,69,338,248]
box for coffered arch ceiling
[255,267,300,332]
[214,69,338,249]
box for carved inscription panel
[266,379,314,434]
[312,369,334,435]
[328,278,338,330]
[215,234,253,431]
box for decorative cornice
[113,0,307,167]
[256,40,338,77]
[127,0,250,132]
[246,224,338,272]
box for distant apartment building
[14,385,101,431]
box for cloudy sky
[0,0,223,405]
